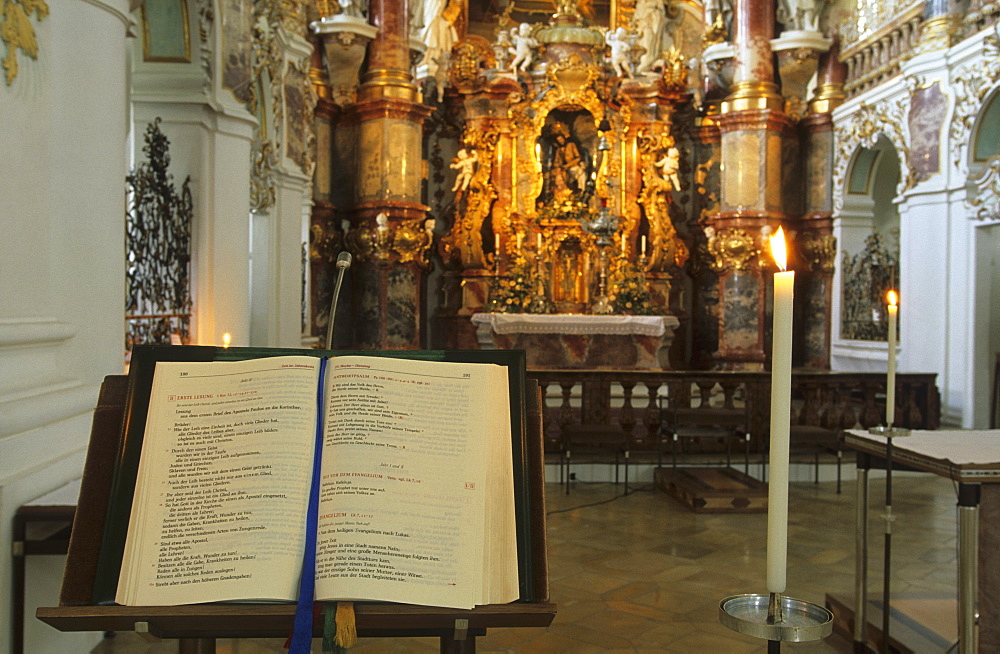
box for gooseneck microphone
[325,251,352,349]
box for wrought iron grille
[125,118,193,359]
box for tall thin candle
[767,226,794,595]
[886,290,898,425]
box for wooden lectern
[37,347,555,652]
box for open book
[111,352,520,610]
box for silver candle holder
[720,591,833,649]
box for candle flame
[222,332,231,348]
[770,226,788,271]
[887,290,898,307]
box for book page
[314,356,511,609]
[117,356,321,606]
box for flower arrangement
[607,257,654,315]
[487,255,534,313]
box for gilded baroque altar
[435,2,691,354]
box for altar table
[471,313,679,369]
[843,429,1000,653]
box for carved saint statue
[632,0,667,72]
[778,0,824,31]
[421,0,459,84]
[541,121,591,203]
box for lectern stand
[37,349,555,652]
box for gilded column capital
[705,227,761,273]
[915,14,961,54]
[346,208,435,268]
[801,233,837,273]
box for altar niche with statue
[435,3,691,368]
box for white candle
[641,234,646,254]
[767,226,794,595]
[886,290,898,426]
[495,233,500,253]
[621,233,626,255]
[536,232,542,250]
[517,233,523,251]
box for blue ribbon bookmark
[289,358,328,652]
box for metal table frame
[844,429,1000,654]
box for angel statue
[605,27,633,78]
[654,147,681,191]
[450,148,479,192]
[508,23,538,73]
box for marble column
[690,114,723,369]
[711,0,793,370]
[344,0,433,350]
[797,39,847,368]
[307,36,344,345]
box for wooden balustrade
[528,369,940,454]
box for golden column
[710,0,794,370]
[343,0,433,349]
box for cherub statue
[654,147,681,191]
[508,23,537,74]
[605,27,633,78]
[450,148,479,192]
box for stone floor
[93,473,961,653]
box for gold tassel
[335,601,357,648]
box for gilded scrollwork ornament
[706,227,759,273]
[948,37,1000,172]
[636,129,689,272]
[968,155,1000,221]
[2,0,48,85]
[833,99,916,215]
[250,135,279,212]
[801,233,837,272]
[441,126,501,269]
[309,221,343,263]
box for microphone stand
[325,251,352,349]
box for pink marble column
[711,0,791,370]
[360,0,417,99]
[724,0,783,113]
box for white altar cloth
[470,313,676,337]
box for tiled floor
[93,473,960,653]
